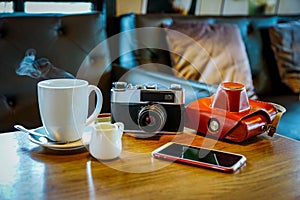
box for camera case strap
[185,97,286,142]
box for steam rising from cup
[16,49,75,79]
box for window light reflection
[0,136,45,199]
[25,2,93,13]
[0,2,13,13]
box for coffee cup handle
[86,85,103,125]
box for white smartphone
[152,142,246,173]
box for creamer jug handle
[114,122,124,135]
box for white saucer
[28,126,92,151]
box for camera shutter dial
[113,82,127,90]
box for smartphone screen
[152,142,246,172]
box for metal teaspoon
[14,124,68,145]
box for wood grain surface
[0,130,299,200]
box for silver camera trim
[111,82,185,105]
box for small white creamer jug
[89,122,124,160]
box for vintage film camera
[111,82,185,134]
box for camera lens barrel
[138,104,167,133]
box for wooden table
[0,129,299,200]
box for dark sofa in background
[0,12,112,131]
[1,11,300,141]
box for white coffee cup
[89,122,124,160]
[38,78,103,142]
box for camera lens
[138,104,166,132]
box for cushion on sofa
[164,22,256,98]
[269,20,300,93]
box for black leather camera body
[111,82,185,134]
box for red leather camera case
[184,97,278,142]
